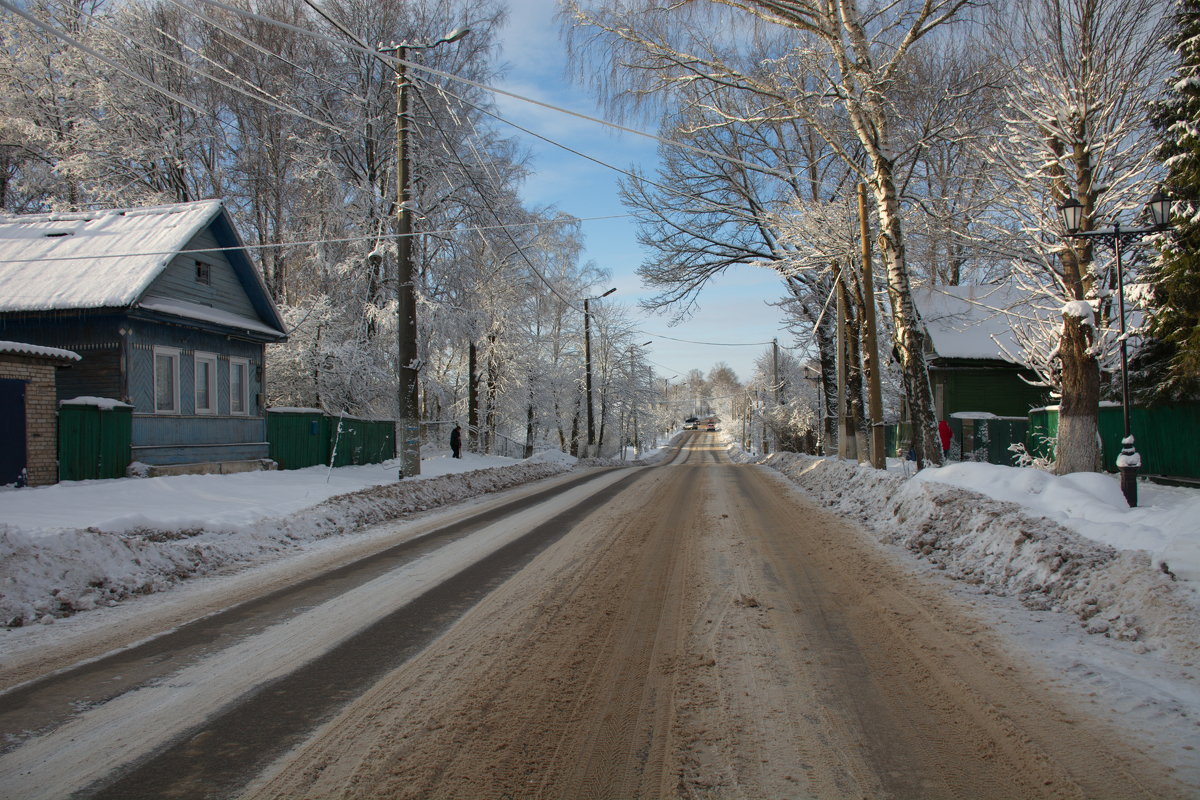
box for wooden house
[911,284,1051,420]
[0,200,287,475]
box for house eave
[128,305,287,343]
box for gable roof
[911,284,1038,363]
[0,200,286,338]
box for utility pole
[382,28,469,479]
[859,182,886,469]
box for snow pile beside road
[762,453,1199,662]
[0,460,573,627]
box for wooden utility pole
[836,268,855,460]
[859,183,887,469]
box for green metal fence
[58,402,132,481]
[267,410,395,470]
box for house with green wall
[911,284,1051,421]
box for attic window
[195,260,211,285]
[44,231,72,238]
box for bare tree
[565,0,984,464]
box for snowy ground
[1,434,1198,782]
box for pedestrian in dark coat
[450,424,463,458]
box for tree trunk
[873,172,941,467]
[1056,311,1102,474]
[468,341,479,452]
[485,334,499,455]
[525,398,535,459]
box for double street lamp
[583,288,616,457]
[381,28,470,478]
[1058,189,1172,507]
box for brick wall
[0,356,64,486]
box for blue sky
[491,0,790,383]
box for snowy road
[1,432,1189,798]
[0,466,638,798]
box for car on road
[684,417,699,430]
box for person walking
[938,419,953,459]
[450,424,463,459]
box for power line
[0,212,631,264]
[191,0,798,183]
[0,0,208,115]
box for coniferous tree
[1146,0,1200,399]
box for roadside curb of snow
[0,461,574,628]
[760,452,1198,663]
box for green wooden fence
[58,401,132,481]
[1031,402,1200,478]
[886,401,1199,478]
[266,409,395,470]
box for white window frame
[195,351,218,415]
[229,357,250,416]
[153,346,181,414]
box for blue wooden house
[0,200,288,474]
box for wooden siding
[143,228,259,320]
[127,320,263,416]
[131,414,268,465]
[0,313,125,403]
[933,364,1049,419]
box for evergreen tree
[1147,0,1200,399]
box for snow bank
[0,460,572,627]
[761,453,1199,663]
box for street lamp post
[382,28,469,479]
[1058,189,1171,507]
[584,288,616,457]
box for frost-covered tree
[980,0,1169,475]
[1145,0,1200,398]
[565,0,984,465]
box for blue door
[0,378,27,486]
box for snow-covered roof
[0,339,81,361]
[0,200,224,312]
[912,285,1037,362]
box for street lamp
[583,288,616,457]
[381,28,470,479]
[1058,188,1172,507]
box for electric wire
[0,0,208,115]
[0,213,630,265]
[69,4,348,135]
[1,1,796,357]
[165,0,367,106]
[190,0,798,183]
